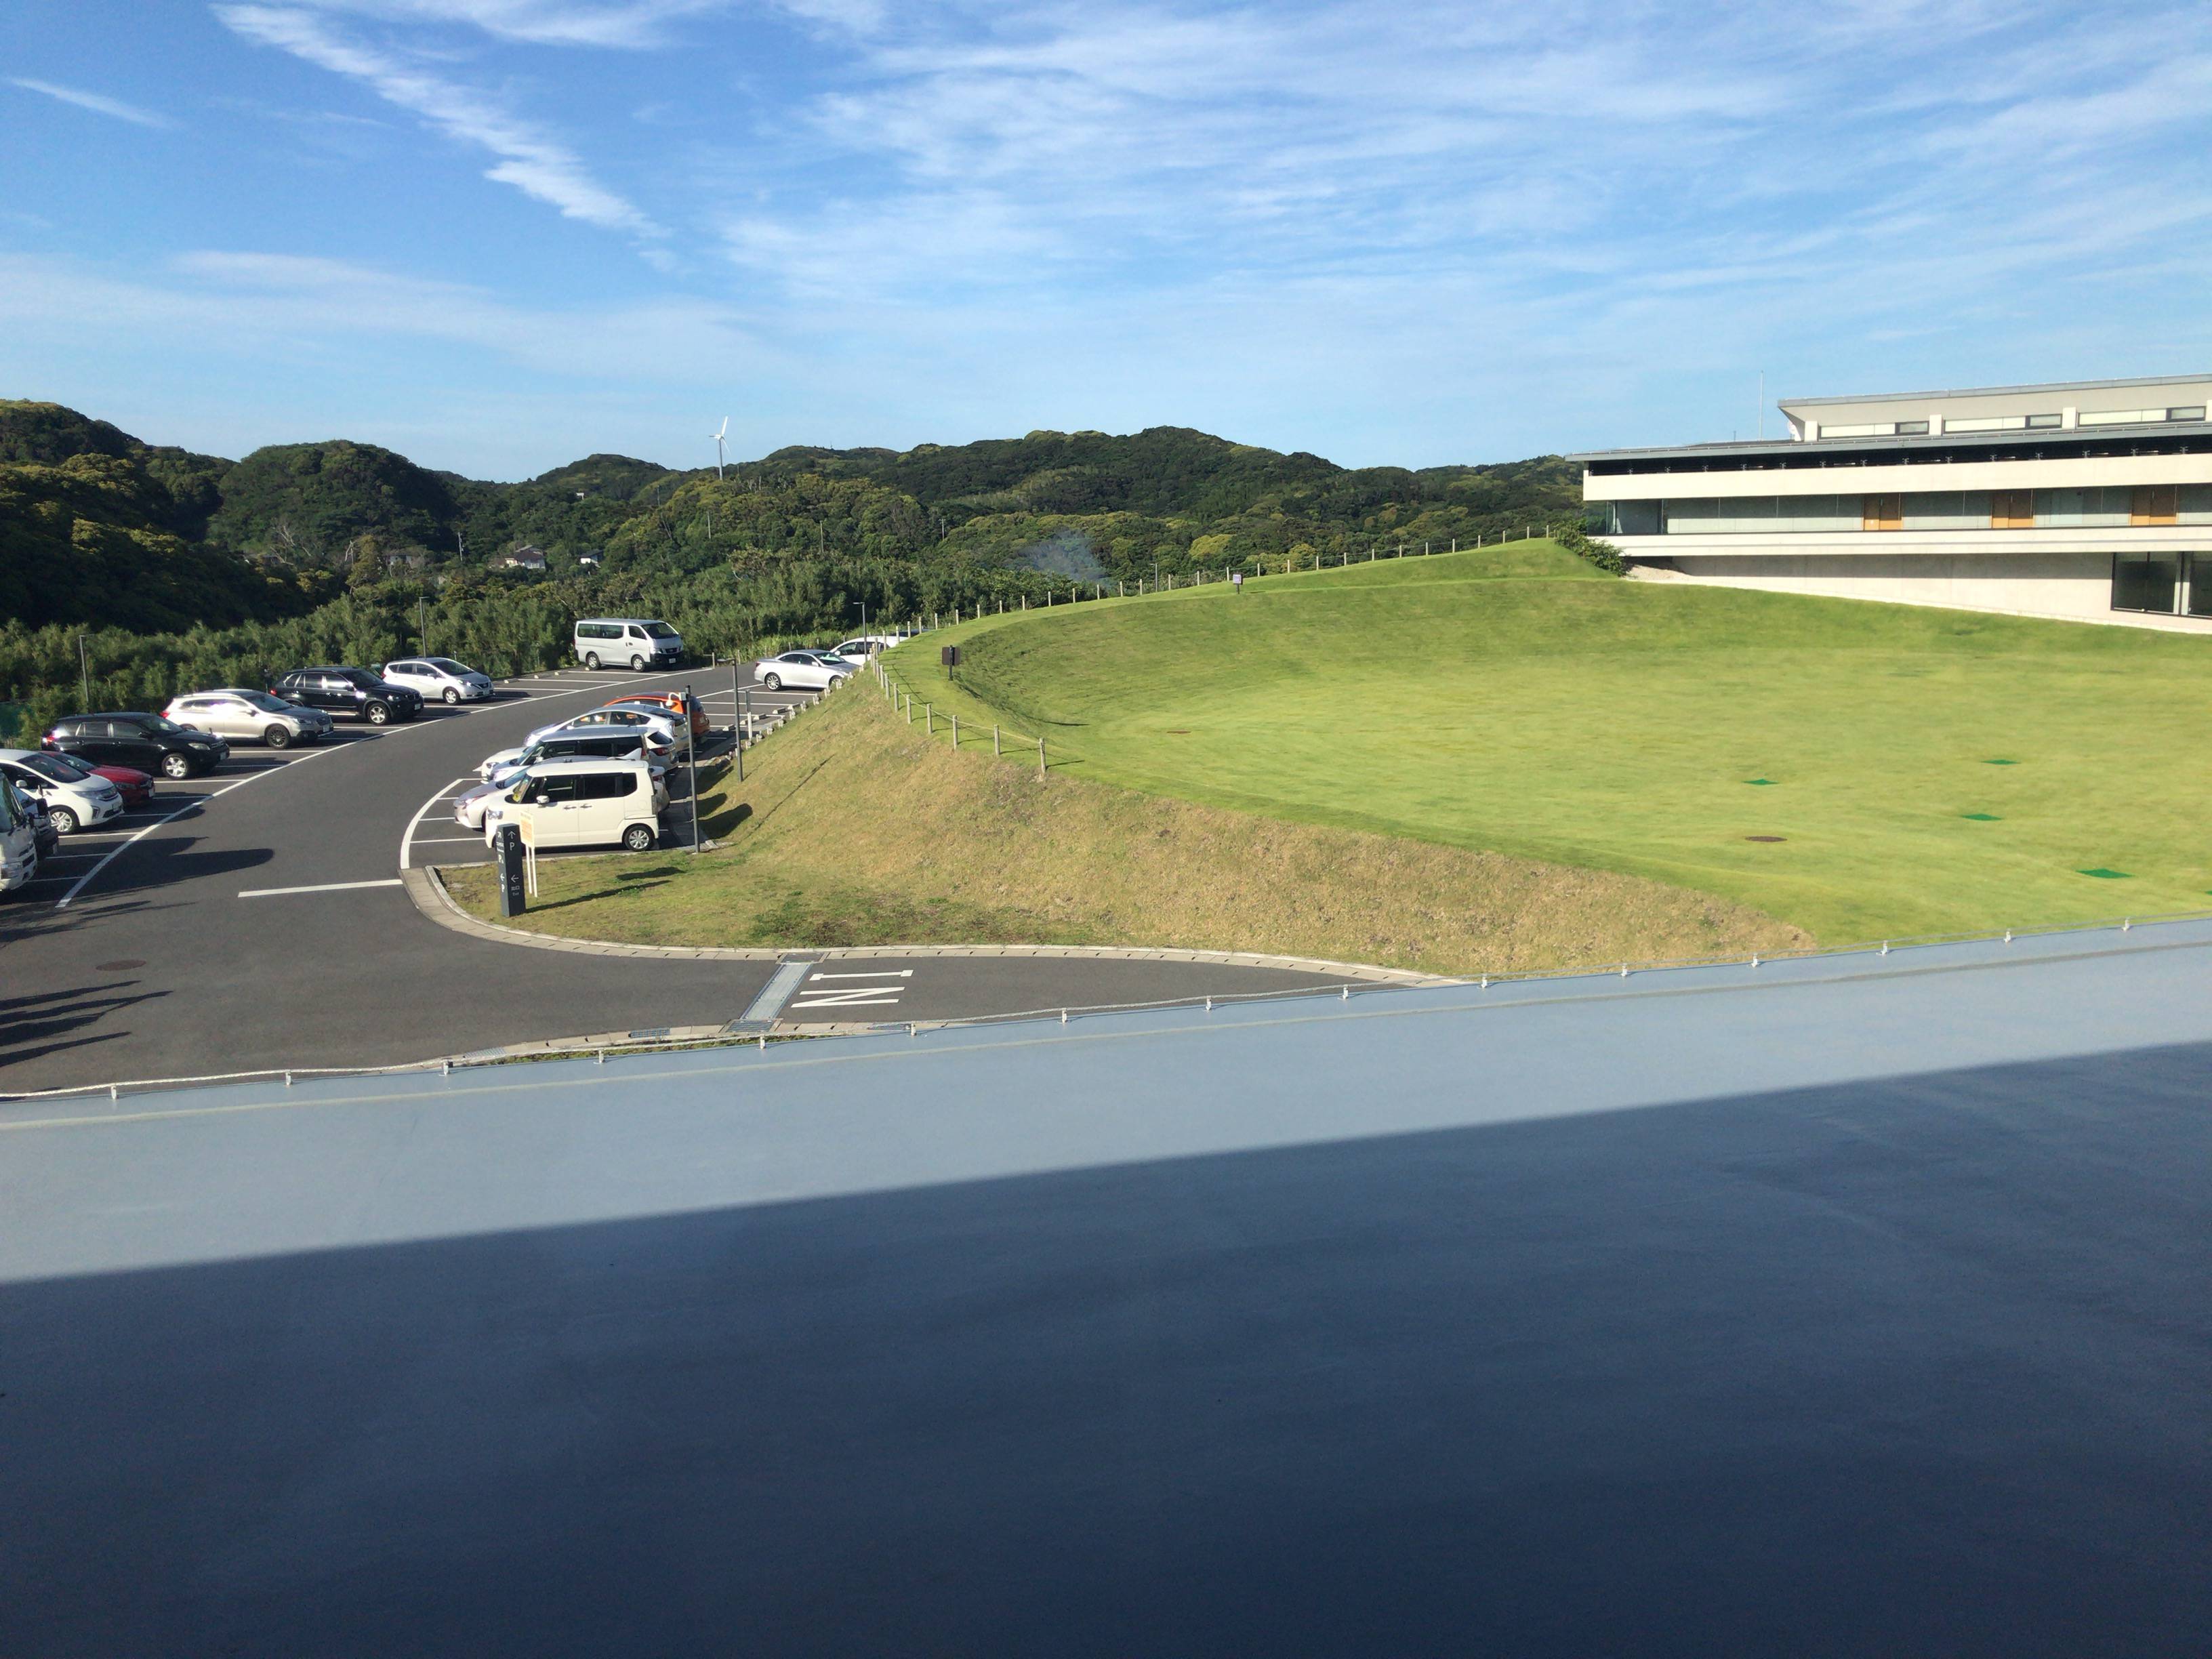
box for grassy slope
[441,672,1805,975]
[890,542,2212,941]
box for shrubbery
[1551,522,1628,575]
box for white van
[0,776,37,893]
[483,757,668,853]
[574,617,683,672]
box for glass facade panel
[2113,553,2179,613]
[2188,555,2212,618]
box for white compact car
[518,706,681,752]
[755,650,850,691]
[482,758,668,853]
[161,688,335,749]
[453,758,613,832]
[382,657,495,704]
[0,749,125,834]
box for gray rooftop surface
[5,922,2211,1654]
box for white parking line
[787,994,904,1010]
[808,968,914,979]
[53,739,352,910]
[409,835,485,846]
[399,777,473,872]
[238,879,405,899]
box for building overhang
[1582,449,2212,501]
[1574,425,2212,476]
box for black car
[271,666,424,726]
[42,712,230,779]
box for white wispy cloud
[214,3,664,236]
[278,0,726,49]
[7,77,174,128]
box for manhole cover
[96,958,146,970]
[1744,835,1786,843]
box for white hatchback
[382,657,495,704]
[0,749,125,835]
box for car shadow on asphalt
[0,981,163,1075]
[67,839,276,899]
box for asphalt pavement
[0,665,1356,1094]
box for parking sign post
[495,823,527,917]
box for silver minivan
[573,617,683,672]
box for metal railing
[9,909,2209,1107]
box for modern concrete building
[1576,373,2212,630]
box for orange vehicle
[602,689,708,740]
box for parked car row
[458,692,700,851]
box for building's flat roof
[1778,371,2212,409]
[9,922,2212,1650]
[1571,419,2212,467]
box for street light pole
[686,682,701,855]
[77,634,89,712]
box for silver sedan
[161,688,335,749]
[754,650,849,691]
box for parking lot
[1,658,1360,1095]
[394,667,815,872]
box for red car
[91,764,156,810]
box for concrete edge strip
[399,866,1449,987]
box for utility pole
[77,633,90,712]
[686,682,701,855]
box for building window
[2112,552,2181,613]
[1895,420,1929,435]
[1990,490,2034,529]
[2173,406,2207,423]
[2131,486,2179,525]
[2025,413,2062,429]
[1862,493,1902,531]
[2190,556,2212,618]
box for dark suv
[43,712,231,779]
[272,667,424,726]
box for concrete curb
[401,866,1453,987]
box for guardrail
[8,909,2209,1105]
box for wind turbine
[712,417,728,480]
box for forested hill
[0,397,1580,632]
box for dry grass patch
[441,685,1807,976]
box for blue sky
[3,0,2209,479]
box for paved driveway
[0,666,1354,1094]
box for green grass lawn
[887,542,2212,942]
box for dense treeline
[0,395,1583,731]
[0,557,1120,742]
